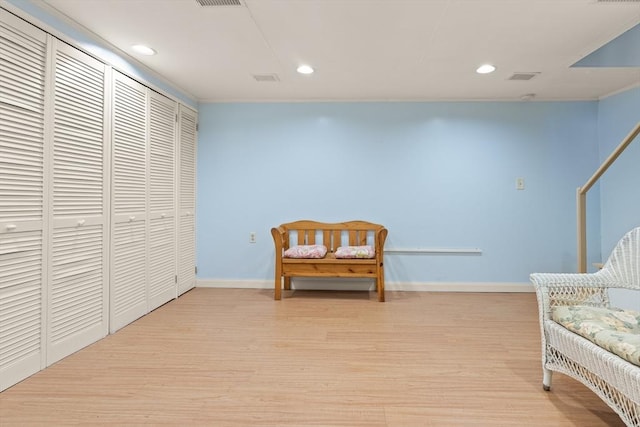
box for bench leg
[284,277,291,291]
[377,280,385,302]
[274,278,281,300]
[377,263,385,302]
[274,265,282,300]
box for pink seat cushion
[284,245,328,259]
[335,245,375,259]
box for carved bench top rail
[274,220,386,253]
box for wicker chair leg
[543,368,553,391]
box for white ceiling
[37,0,640,102]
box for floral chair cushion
[551,305,640,366]
[283,245,328,259]
[335,245,375,259]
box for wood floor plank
[0,288,624,426]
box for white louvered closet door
[0,12,47,391]
[177,105,196,295]
[47,40,108,364]
[148,91,176,310]
[111,71,148,332]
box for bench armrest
[271,226,286,255]
[375,227,388,261]
[531,271,613,318]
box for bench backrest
[273,220,387,254]
[601,226,640,290]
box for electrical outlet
[516,177,525,190]
[249,232,256,243]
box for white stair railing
[577,122,640,272]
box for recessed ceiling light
[131,44,156,56]
[476,64,496,74]
[297,65,314,75]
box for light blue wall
[598,87,640,255]
[197,102,601,285]
[597,87,640,310]
[573,24,640,68]
[8,0,627,286]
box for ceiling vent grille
[508,72,540,81]
[253,74,280,82]
[195,0,243,6]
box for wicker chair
[531,227,640,427]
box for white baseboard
[196,278,534,293]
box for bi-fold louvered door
[0,11,47,391]
[148,91,177,310]
[177,105,197,295]
[47,40,108,364]
[1,11,197,390]
[111,73,182,330]
[110,71,148,332]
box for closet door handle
[129,216,136,222]
[77,219,85,226]
[6,224,17,231]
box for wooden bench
[271,220,388,301]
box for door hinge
[175,275,178,284]
[195,266,198,274]
[196,123,199,132]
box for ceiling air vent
[253,74,280,82]
[195,0,243,6]
[508,72,540,81]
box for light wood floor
[0,288,624,426]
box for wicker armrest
[530,272,615,290]
[531,272,613,313]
